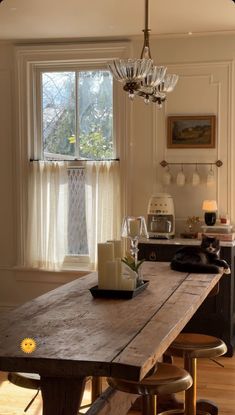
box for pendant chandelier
[108,0,178,106]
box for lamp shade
[202,200,218,212]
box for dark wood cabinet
[138,239,235,356]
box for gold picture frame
[167,115,216,148]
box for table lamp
[202,200,218,226]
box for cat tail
[170,259,220,274]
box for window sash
[36,67,117,265]
[15,42,130,270]
[34,64,117,162]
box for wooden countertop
[139,237,235,247]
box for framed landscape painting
[167,115,216,148]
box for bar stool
[167,333,227,415]
[8,372,102,413]
[107,362,192,415]
[8,372,41,412]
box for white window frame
[15,42,130,270]
[35,64,117,161]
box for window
[15,43,129,269]
[39,69,114,257]
[41,70,114,161]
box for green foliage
[121,255,145,272]
[79,131,112,159]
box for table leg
[41,376,86,415]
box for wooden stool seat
[158,410,210,415]
[108,363,192,415]
[8,372,40,390]
[168,333,227,359]
[8,372,41,412]
[167,333,227,415]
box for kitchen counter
[140,237,235,247]
[138,238,235,356]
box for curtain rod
[30,158,120,162]
[160,160,223,168]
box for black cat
[170,235,231,274]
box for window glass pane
[42,72,76,159]
[67,168,88,255]
[78,70,113,160]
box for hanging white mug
[162,167,172,186]
[176,166,185,187]
[192,165,200,186]
[207,165,215,187]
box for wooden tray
[89,280,149,299]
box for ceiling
[0,0,235,41]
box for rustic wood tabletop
[0,262,222,415]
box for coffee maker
[147,193,175,239]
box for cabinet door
[138,243,184,262]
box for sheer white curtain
[25,161,68,270]
[85,161,121,268]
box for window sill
[11,264,95,276]
[11,265,94,284]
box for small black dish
[89,280,149,300]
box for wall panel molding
[154,59,233,231]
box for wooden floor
[0,355,235,414]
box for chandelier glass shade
[107,0,179,106]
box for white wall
[130,34,235,235]
[0,42,16,312]
[1,33,235,309]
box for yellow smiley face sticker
[20,338,37,354]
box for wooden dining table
[0,262,223,415]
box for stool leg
[184,355,197,415]
[142,395,157,415]
[91,377,102,402]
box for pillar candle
[119,277,135,291]
[107,240,122,258]
[98,243,114,289]
[120,262,137,290]
[105,260,118,289]
[116,258,122,289]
